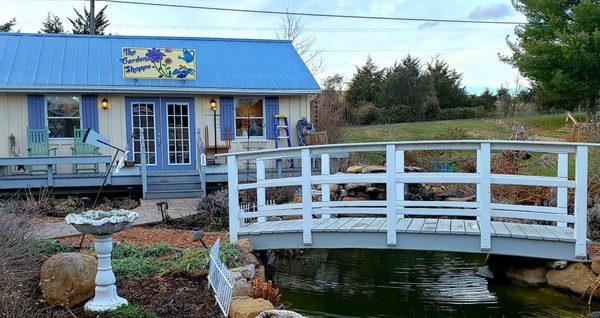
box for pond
[267,249,593,318]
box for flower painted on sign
[165,47,173,53]
[145,48,164,63]
[165,58,172,65]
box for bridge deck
[239,217,582,261]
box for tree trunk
[586,91,598,123]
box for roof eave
[0,85,321,96]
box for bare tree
[275,5,325,75]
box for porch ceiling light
[209,98,217,111]
[101,97,110,110]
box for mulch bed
[117,273,223,318]
[59,227,228,249]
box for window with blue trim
[235,98,264,138]
[46,96,81,138]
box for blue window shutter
[81,95,99,131]
[27,94,45,129]
[265,97,279,140]
[219,97,234,140]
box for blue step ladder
[274,115,295,169]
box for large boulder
[546,263,596,295]
[40,252,97,308]
[346,165,364,173]
[232,279,251,297]
[506,267,548,286]
[592,257,600,275]
[231,264,256,280]
[234,239,254,254]
[229,296,274,318]
[257,310,307,318]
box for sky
[1,0,528,94]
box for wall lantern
[100,97,110,110]
[209,98,218,111]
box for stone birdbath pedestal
[66,209,139,313]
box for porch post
[301,149,313,245]
[386,144,397,246]
[479,142,492,250]
[574,146,588,258]
[227,155,240,243]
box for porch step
[145,189,204,200]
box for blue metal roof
[0,33,320,95]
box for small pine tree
[68,5,110,34]
[40,13,64,34]
[0,18,17,32]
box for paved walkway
[34,198,198,238]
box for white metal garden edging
[208,238,235,316]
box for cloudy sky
[2,0,527,93]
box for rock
[405,166,425,172]
[342,196,364,201]
[547,260,568,270]
[257,309,307,318]
[592,258,600,275]
[229,296,274,318]
[444,196,477,202]
[231,264,256,280]
[338,189,348,197]
[546,263,596,295]
[256,265,266,281]
[346,165,364,173]
[232,279,250,297]
[235,239,254,254]
[365,187,384,194]
[506,267,548,286]
[244,253,260,266]
[293,196,302,203]
[40,252,97,308]
[345,183,368,192]
[361,166,386,174]
[476,266,494,279]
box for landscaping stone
[256,265,266,281]
[506,267,548,286]
[346,165,364,173]
[244,253,260,266]
[231,264,256,280]
[235,239,254,254]
[546,260,568,270]
[362,166,386,174]
[229,296,274,318]
[592,257,600,275]
[232,279,251,297]
[40,252,97,308]
[546,263,596,295]
[257,309,307,318]
[475,266,494,279]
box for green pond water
[267,249,594,318]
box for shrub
[589,199,600,241]
[192,189,229,231]
[112,241,176,279]
[29,238,72,257]
[437,106,487,120]
[106,304,156,318]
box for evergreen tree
[504,0,600,121]
[471,88,497,112]
[40,13,64,34]
[426,58,470,109]
[345,55,382,107]
[68,5,110,34]
[0,18,17,32]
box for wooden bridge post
[557,153,569,228]
[228,155,240,243]
[395,149,404,220]
[321,153,331,219]
[479,143,492,250]
[386,145,397,246]
[256,159,266,223]
[301,149,313,245]
[574,146,588,258]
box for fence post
[395,149,404,220]
[256,159,266,223]
[476,149,482,222]
[139,128,148,200]
[574,146,588,258]
[386,144,397,246]
[479,143,491,250]
[301,149,313,245]
[321,153,331,219]
[557,153,569,228]
[227,155,240,243]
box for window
[235,98,264,138]
[46,96,81,138]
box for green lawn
[342,113,585,143]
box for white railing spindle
[479,143,492,250]
[321,153,331,219]
[301,149,313,245]
[227,155,239,243]
[386,145,397,246]
[574,146,588,258]
[395,149,405,220]
[557,153,569,228]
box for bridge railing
[223,141,592,258]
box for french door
[126,97,195,171]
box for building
[0,32,320,198]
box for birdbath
[65,209,139,313]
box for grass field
[342,113,585,143]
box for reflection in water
[268,249,591,318]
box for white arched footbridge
[223,141,594,262]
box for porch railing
[223,140,595,259]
